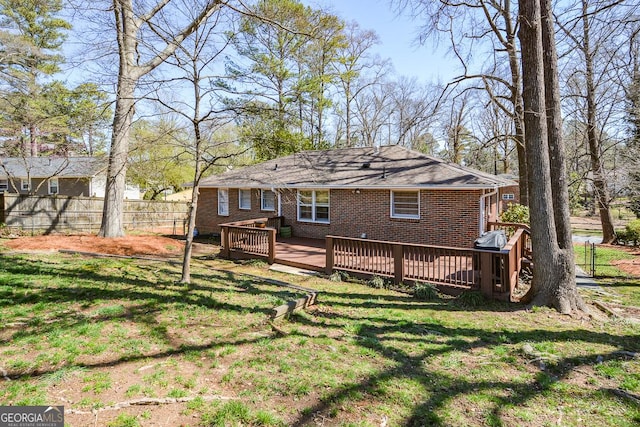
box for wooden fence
[0,194,189,234]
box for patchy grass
[574,243,640,309]
[574,243,635,278]
[0,248,638,426]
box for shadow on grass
[0,254,301,350]
[284,299,640,426]
[1,252,639,425]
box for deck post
[267,228,276,264]
[221,226,230,258]
[393,243,404,284]
[325,236,334,275]
[479,251,494,297]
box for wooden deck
[275,237,326,271]
[220,219,531,301]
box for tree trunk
[181,52,204,284]
[581,0,616,243]
[514,131,528,206]
[541,0,573,251]
[181,181,199,284]
[99,76,135,237]
[541,0,585,312]
[29,124,38,157]
[504,4,528,206]
[518,0,584,314]
[345,82,351,146]
[98,0,222,238]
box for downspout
[479,186,499,235]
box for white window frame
[238,189,251,210]
[48,178,59,195]
[0,179,8,192]
[390,190,420,219]
[261,190,276,211]
[502,193,515,200]
[21,178,30,191]
[218,188,229,216]
[297,190,330,223]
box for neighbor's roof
[199,145,517,190]
[0,157,106,178]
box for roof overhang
[197,183,512,191]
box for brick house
[196,146,518,248]
[0,157,140,199]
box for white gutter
[479,186,499,235]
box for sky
[302,0,456,84]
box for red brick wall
[195,188,277,234]
[197,187,484,247]
[498,185,520,213]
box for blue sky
[303,0,456,84]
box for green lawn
[0,248,639,426]
[575,243,640,308]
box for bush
[329,271,348,282]
[629,196,640,219]
[368,275,387,289]
[616,229,628,243]
[616,220,640,246]
[500,203,530,224]
[414,282,439,301]
[454,291,487,308]
[621,219,640,246]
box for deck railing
[488,221,532,259]
[403,245,479,288]
[327,236,482,291]
[219,217,282,263]
[327,223,532,301]
[218,218,531,301]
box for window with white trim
[502,193,515,200]
[218,188,229,216]
[391,190,420,219]
[21,178,30,191]
[297,190,329,223]
[261,190,276,211]
[0,179,7,192]
[48,178,59,195]
[238,189,251,210]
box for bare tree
[394,0,528,204]
[83,0,227,238]
[387,77,439,149]
[519,0,585,313]
[331,21,389,147]
[146,7,246,283]
[557,0,637,242]
[351,80,392,146]
[474,101,518,174]
[440,88,474,164]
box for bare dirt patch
[3,234,185,257]
[608,246,640,276]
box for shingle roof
[199,145,517,190]
[0,157,106,178]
